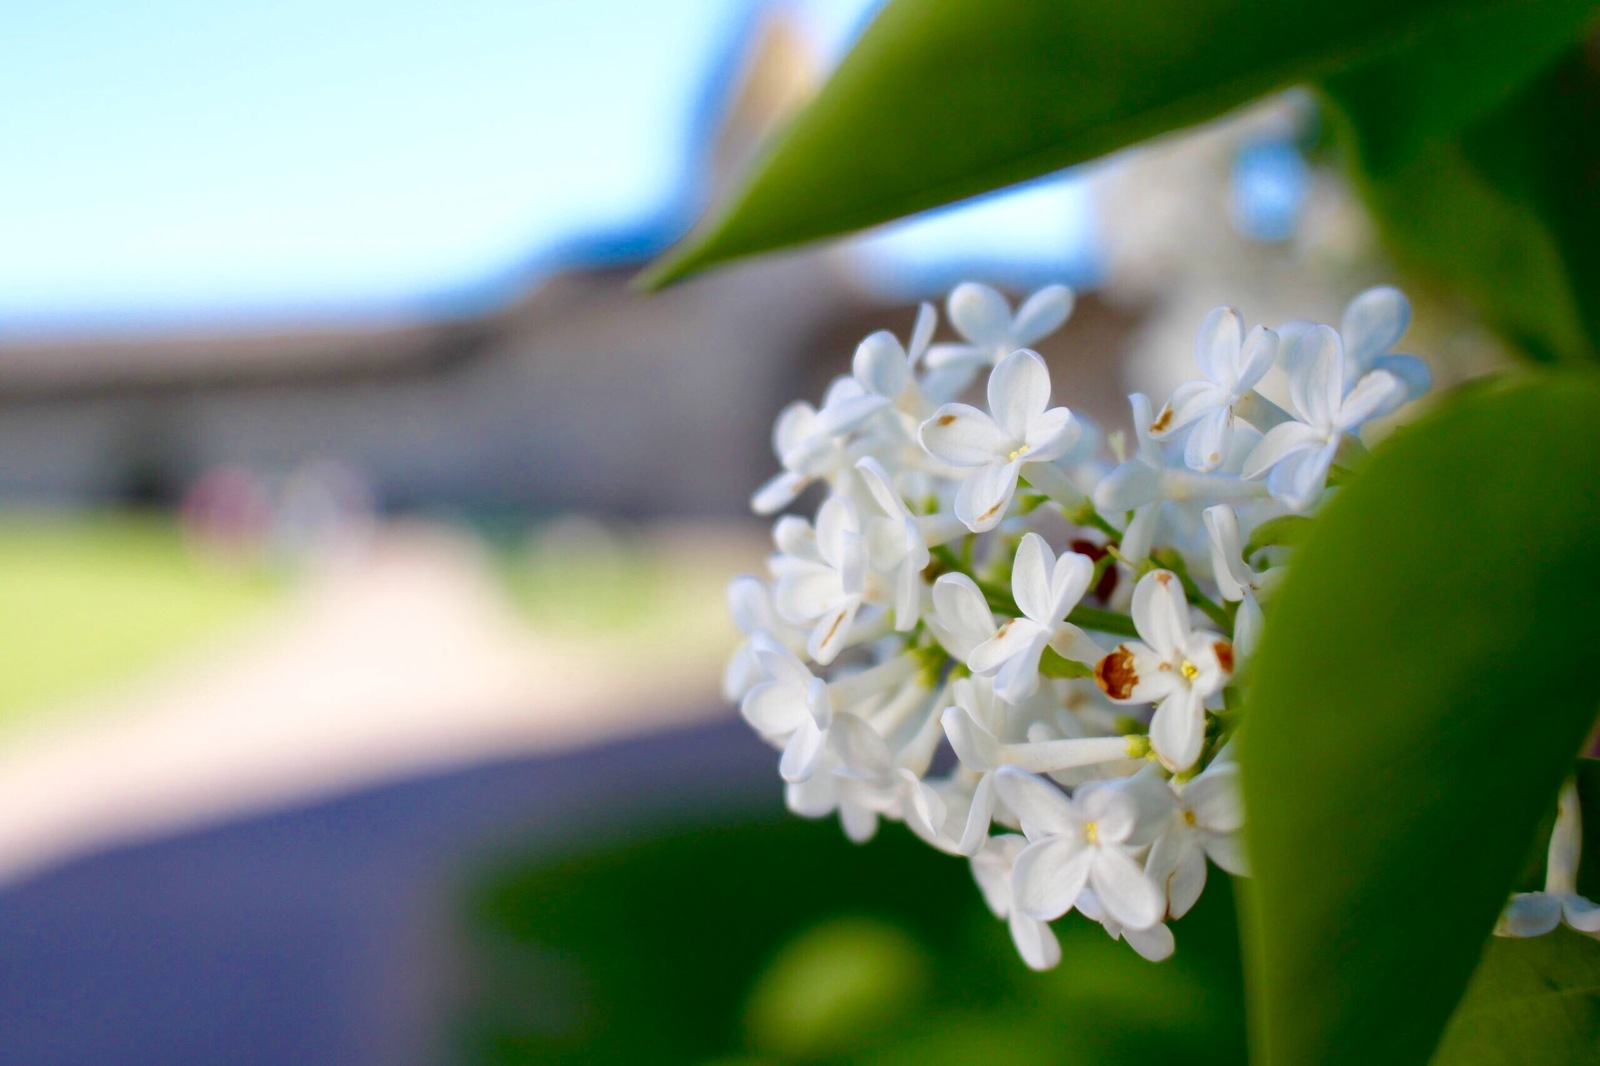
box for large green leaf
[1239,374,1600,1064]
[1435,931,1600,1064]
[1431,761,1600,1063]
[1327,44,1600,364]
[643,0,1591,287]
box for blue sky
[0,0,1098,334]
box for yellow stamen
[1183,809,1198,827]
[1180,659,1199,682]
[1084,821,1100,845]
[1008,444,1030,462]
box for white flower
[740,636,833,782]
[993,768,1165,930]
[943,700,1138,775]
[1077,888,1175,962]
[966,533,1105,704]
[786,720,900,844]
[1093,570,1232,773]
[1146,760,1247,920]
[1340,286,1431,405]
[900,764,998,857]
[1241,325,1406,511]
[722,575,801,701]
[751,377,886,515]
[853,303,938,416]
[1149,307,1279,472]
[855,457,965,631]
[1496,778,1600,938]
[771,495,868,664]
[1094,394,1266,561]
[1202,504,1281,662]
[928,572,999,661]
[971,833,1063,970]
[925,282,1075,373]
[919,349,1079,532]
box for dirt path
[0,521,758,886]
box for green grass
[0,512,282,731]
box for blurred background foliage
[456,817,1246,1065]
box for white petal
[741,681,808,736]
[1011,532,1056,624]
[1151,380,1226,439]
[931,573,997,655]
[1119,505,1159,564]
[814,391,890,437]
[751,470,810,515]
[909,301,938,361]
[992,767,1079,836]
[807,599,860,665]
[722,641,762,702]
[1093,641,1173,704]
[1123,921,1175,962]
[853,330,910,399]
[1496,893,1563,938]
[1020,407,1078,462]
[1132,570,1190,657]
[1078,783,1140,843]
[1009,912,1063,970]
[1013,837,1094,920]
[1094,459,1163,513]
[779,717,826,782]
[1202,505,1252,601]
[1234,325,1280,395]
[751,636,814,691]
[1012,284,1074,346]
[959,772,999,856]
[772,401,817,457]
[1090,846,1165,930]
[1341,285,1410,368]
[1048,552,1096,622]
[943,704,1004,772]
[1286,325,1343,430]
[1337,369,1405,430]
[948,281,1012,345]
[1204,831,1249,876]
[1563,895,1600,933]
[1183,406,1233,473]
[988,348,1052,440]
[954,461,1020,532]
[840,802,879,843]
[1268,440,1337,512]
[829,711,893,779]
[1194,306,1243,385]
[1165,845,1208,919]
[1241,420,1326,480]
[1373,353,1431,401]
[1149,687,1206,773]
[773,559,842,622]
[992,634,1048,704]
[1185,763,1244,832]
[855,457,910,521]
[920,404,1009,466]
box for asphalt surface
[0,716,774,1066]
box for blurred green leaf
[1239,374,1600,1064]
[1434,930,1600,1065]
[643,0,1592,287]
[454,813,1247,1065]
[1321,2,1598,178]
[1327,45,1600,363]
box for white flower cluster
[727,282,1429,969]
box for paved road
[0,717,775,1066]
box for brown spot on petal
[1156,571,1174,587]
[1095,646,1139,700]
[996,619,1015,638]
[1150,405,1174,433]
[978,500,1005,523]
[936,413,958,426]
[1214,640,1235,675]
[821,610,846,649]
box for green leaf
[643,0,1592,287]
[1242,515,1314,560]
[1320,2,1599,178]
[1239,374,1600,1064]
[1434,930,1600,1065]
[1327,44,1600,363]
